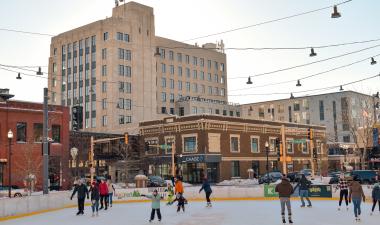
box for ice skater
[199,178,213,207]
[99,179,109,210]
[294,174,312,208]
[275,174,294,224]
[70,179,89,215]
[172,193,186,212]
[166,183,174,205]
[107,179,116,207]
[349,176,366,222]
[336,173,349,211]
[89,181,100,217]
[141,189,163,222]
[370,181,380,215]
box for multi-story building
[241,90,380,170]
[139,115,327,183]
[48,1,229,134]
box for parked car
[350,170,377,184]
[147,176,166,187]
[259,172,283,184]
[328,171,344,184]
[294,169,312,182]
[0,185,26,197]
[287,172,298,182]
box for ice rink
[1,200,378,225]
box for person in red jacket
[99,179,109,210]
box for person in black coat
[294,174,312,207]
[70,179,89,215]
[89,181,100,217]
[199,178,213,207]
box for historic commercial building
[48,1,233,134]
[139,115,327,183]
[241,91,380,170]
[0,89,70,190]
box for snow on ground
[217,179,259,186]
[2,200,378,225]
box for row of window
[101,115,132,126]
[190,107,240,117]
[118,48,132,60]
[160,64,225,83]
[161,80,225,96]
[14,122,61,143]
[159,49,225,72]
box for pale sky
[0,0,379,104]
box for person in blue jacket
[199,178,213,207]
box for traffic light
[144,142,150,151]
[313,148,317,159]
[72,106,83,131]
[307,128,314,140]
[124,133,129,144]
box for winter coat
[175,181,184,194]
[275,178,294,198]
[71,184,89,199]
[199,180,212,193]
[349,181,365,200]
[172,194,186,206]
[146,194,162,209]
[296,177,311,191]
[372,184,380,200]
[90,185,100,201]
[99,182,109,195]
[107,183,115,194]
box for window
[179,107,184,116]
[177,53,182,62]
[161,63,166,73]
[33,123,43,142]
[200,71,204,80]
[145,139,159,155]
[119,115,125,125]
[170,65,174,75]
[319,100,325,121]
[102,48,107,60]
[183,136,197,153]
[161,107,167,114]
[103,32,108,41]
[124,33,130,42]
[208,86,212,95]
[343,135,351,143]
[102,65,107,76]
[223,110,227,116]
[342,124,350,131]
[125,99,132,110]
[286,139,294,153]
[193,56,197,66]
[178,66,182,76]
[251,137,259,153]
[178,81,182,90]
[294,102,300,111]
[186,82,190,92]
[214,74,219,83]
[102,115,107,127]
[117,32,123,41]
[220,76,225,84]
[118,48,124,59]
[185,55,190,64]
[231,161,240,177]
[301,143,308,154]
[207,73,212,81]
[221,63,225,72]
[170,79,174,89]
[160,49,165,59]
[186,68,190,78]
[316,141,322,154]
[170,93,174,103]
[207,60,211,69]
[169,51,174,60]
[125,82,131,93]
[125,50,131,61]
[16,122,27,142]
[52,125,61,143]
[102,82,107,93]
[200,58,204,67]
[161,78,166,88]
[125,116,132,123]
[221,88,225,96]
[230,136,240,152]
[161,92,166,102]
[215,109,220,114]
[193,70,197,79]
[192,83,198,93]
[102,98,107,109]
[269,137,276,152]
[192,106,197,114]
[118,98,124,109]
[229,111,234,116]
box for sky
[0,0,379,104]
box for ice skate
[307,205,312,208]
[289,219,293,224]
[370,212,373,216]
[346,207,349,211]
[282,218,286,224]
[96,212,99,217]
[337,207,341,211]
[76,211,81,216]
[300,205,305,208]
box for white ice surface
[1,200,378,225]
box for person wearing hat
[141,189,163,222]
[70,179,89,215]
[89,181,100,217]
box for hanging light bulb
[154,47,161,57]
[309,48,317,57]
[36,66,43,75]
[371,57,377,65]
[296,80,302,87]
[290,93,295,99]
[16,72,22,80]
[331,5,341,18]
[339,85,344,91]
[246,76,253,85]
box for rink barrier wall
[0,185,373,221]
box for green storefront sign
[264,184,332,198]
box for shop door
[206,163,219,183]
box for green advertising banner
[264,184,278,197]
[264,184,332,198]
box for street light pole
[7,129,13,198]
[265,141,269,184]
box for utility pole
[43,88,49,194]
[171,141,175,177]
[90,136,95,184]
[281,125,287,174]
[309,129,315,178]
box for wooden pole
[171,141,175,177]
[90,136,94,184]
[281,125,287,174]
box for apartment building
[48,1,229,134]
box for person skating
[166,183,174,205]
[199,178,213,207]
[294,174,312,208]
[99,179,109,210]
[336,173,349,211]
[107,179,116,208]
[141,189,163,222]
[174,176,188,204]
[275,174,294,224]
[70,179,89,215]
[172,193,186,212]
[349,176,366,221]
[89,181,100,217]
[370,182,380,215]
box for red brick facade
[0,101,70,190]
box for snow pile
[217,179,259,186]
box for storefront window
[184,136,196,153]
[231,161,240,177]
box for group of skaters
[142,175,213,223]
[276,172,377,224]
[70,178,115,217]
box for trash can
[135,174,148,188]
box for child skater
[172,193,186,212]
[141,189,163,222]
[166,183,174,205]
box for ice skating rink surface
[1,200,378,225]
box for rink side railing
[0,185,373,220]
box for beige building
[48,2,228,134]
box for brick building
[139,115,328,183]
[0,89,70,190]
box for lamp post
[70,147,78,178]
[265,141,269,184]
[7,129,13,198]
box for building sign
[264,184,278,197]
[180,155,205,163]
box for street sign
[292,139,306,144]
[160,144,172,149]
